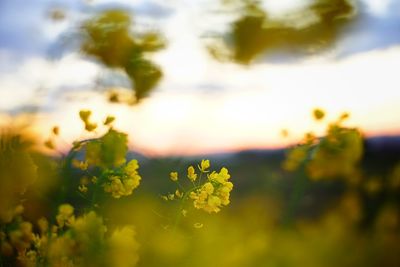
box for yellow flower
[175,189,183,198]
[59,204,73,217]
[103,160,141,198]
[190,167,233,213]
[209,167,230,183]
[72,159,88,170]
[124,159,139,175]
[85,122,97,132]
[78,184,88,193]
[107,226,139,267]
[181,209,187,217]
[79,110,91,122]
[37,218,49,234]
[313,108,325,121]
[199,159,210,172]
[56,204,75,227]
[170,171,178,181]
[193,222,203,229]
[52,126,59,135]
[187,166,197,182]
[203,182,214,194]
[9,221,34,252]
[44,139,55,150]
[79,110,98,131]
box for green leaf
[85,129,128,169]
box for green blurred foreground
[1,110,400,267]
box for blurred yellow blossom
[85,122,98,132]
[48,211,108,267]
[199,159,210,172]
[72,159,88,170]
[9,221,34,253]
[79,110,98,132]
[283,111,363,181]
[108,226,139,267]
[313,108,325,121]
[193,222,204,229]
[44,139,55,150]
[187,166,197,182]
[52,126,59,135]
[104,115,115,126]
[37,218,49,234]
[170,171,178,181]
[175,189,183,198]
[56,204,75,227]
[79,110,91,122]
[282,145,308,172]
[85,129,128,168]
[78,184,88,193]
[103,160,141,198]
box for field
[1,112,400,267]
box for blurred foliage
[209,0,357,64]
[84,129,128,169]
[0,129,37,223]
[81,10,165,102]
[283,111,363,180]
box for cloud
[0,53,100,112]
[337,0,400,57]
[0,0,173,66]
[0,0,85,63]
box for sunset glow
[1,0,400,156]
[17,46,400,156]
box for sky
[0,0,400,156]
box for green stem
[283,169,309,227]
[172,186,201,233]
[175,181,186,192]
[197,171,203,187]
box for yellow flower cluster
[190,167,233,213]
[10,205,140,267]
[48,211,107,267]
[6,221,34,254]
[165,160,233,215]
[1,215,47,266]
[306,125,363,180]
[187,166,197,182]
[103,160,141,198]
[108,226,140,267]
[283,111,363,181]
